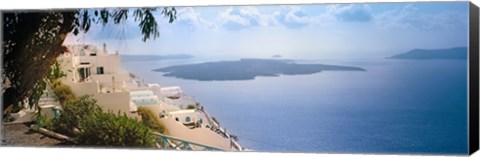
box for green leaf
[73,28,79,35]
[82,10,88,30]
[113,9,129,24]
[100,9,109,25]
[85,19,91,32]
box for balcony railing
[151,132,225,151]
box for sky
[63,2,470,59]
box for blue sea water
[122,58,468,155]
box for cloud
[217,7,280,30]
[326,4,373,22]
[239,6,279,27]
[281,6,319,28]
[175,7,218,30]
[84,4,466,36]
[373,4,468,30]
[274,5,370,29]
[161,7,315,32]
[171,5,362,31]
[218,7,252,30]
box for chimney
[103,43,107,54]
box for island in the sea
[153,58,365,81]
[122,54,193,62]
[387,47,467,60]
[272,54,282,58]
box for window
[185,116,191,123]
[175,117,179,121]
[96,67,104,75]
[78,68,91,81]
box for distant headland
[121,54,193,62]
[153,58,365,81]
[272,54,282,58]
[387,47,467,60]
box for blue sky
[64,2,470,59]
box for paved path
[1,123,71,147]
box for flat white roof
[169,109,196,115]
[130,90,155,97]
[148,84,161,87]
[161,86,182,91]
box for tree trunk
[2,12,77,116]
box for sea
[121,56,468,155]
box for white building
[59,44,137,116]
[160,86,182,98]
[57,44,242,151]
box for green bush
[53,96,101,137]
[137,107,165,133]
[52,95,155,147]
[76,111,154,147]
[50,80,76,105]
[33,110,55,131]
[186,104,196,109]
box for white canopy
[160,86,183,97]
